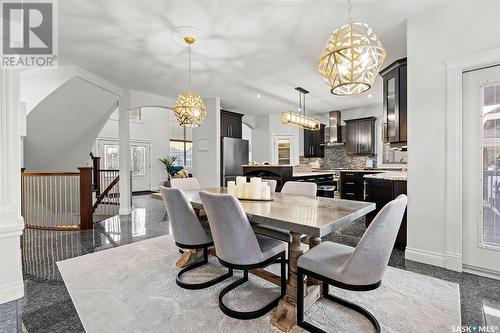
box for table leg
[272,233,323,331]
[271,232,303,331]
[175,249,203,268]
[307,237,322,290]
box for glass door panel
[482,83,500,247]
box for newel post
[92,156,101,195]
[78,167,94,230]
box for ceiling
[58,0,446,116]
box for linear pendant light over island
[282,87,321,131]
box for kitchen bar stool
[160,187,232,289]
[296,195,408,333]
[199,191,287,320]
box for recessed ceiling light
[368,94,373,98]
[256,94,261,99]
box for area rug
[57,235,461,333]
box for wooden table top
[152,187,375,237]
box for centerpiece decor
[172,36,207,127]
[317,0,386,96]
[227,177,272,201]
[282,87,321,131]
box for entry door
[463,65,500,276]
[98,139,151,192]
[130,142,151,191]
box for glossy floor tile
[18,195,500,332]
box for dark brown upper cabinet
[345,117,376,155]
[380,58,407,143]
[220,110,243,139]
[303,124,325,158]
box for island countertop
[364,171,407,181]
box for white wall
[406,1,500,267]
[251,113,300,165]
[192,97,221,187]
[269,113,300,165]
[24,77,119,171]
[96,105,172,191]
[251,114,271,163]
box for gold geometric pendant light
[317,0,386,96]
[172,37,207,127]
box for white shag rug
[57,235,460,333]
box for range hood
[326,111,343,146]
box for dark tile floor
[19,195,500,332]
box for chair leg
[296,270,380,333]
[218,252,286,320]
[324,291,380,333]
[176,247,233,290]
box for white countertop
[364,171,407,181]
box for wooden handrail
[22,172,80,176]
[93,175,120,212]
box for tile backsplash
[300,126,377,169]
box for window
[131,145,146,176]
[110,108,143,122]
[169,113,193,169]
[103,144,119,170]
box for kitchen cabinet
[340,171,380,201]
[364,178,407,249]
[345,117,376,155]
[380,58,407,143]
[220,110,243,138]
[303,124,325,158]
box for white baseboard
[463,264,500,280]
[0,281,24,304]
[405,247,462,272]
[119,207,132,215]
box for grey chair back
[170,177,200,190]
[281,181,317,198]
[160,186,211,246]
[199,191,264,265]
[262,179,277,192]
[341,194,408,285]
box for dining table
[151,187,375,332]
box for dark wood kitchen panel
[345,117,376,155]
[380,58,407,143]
[220,110,243,138]
[364,177,407,249]
[303,124,325,158]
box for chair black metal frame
[175,241,233,290]
[297,266,381,333]
[216,250,287,320]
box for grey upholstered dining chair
[199,190,287,320]
[281,181,317,197]
[262,179,277,192]
[296,194,408,333]
[253,181,317,276]
[160,186,232,289]
[170,177,200,190]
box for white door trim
[95,137,153,191]
[272,134,296,165]
[444,47,500,272]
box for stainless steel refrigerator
[221,137,249,186]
